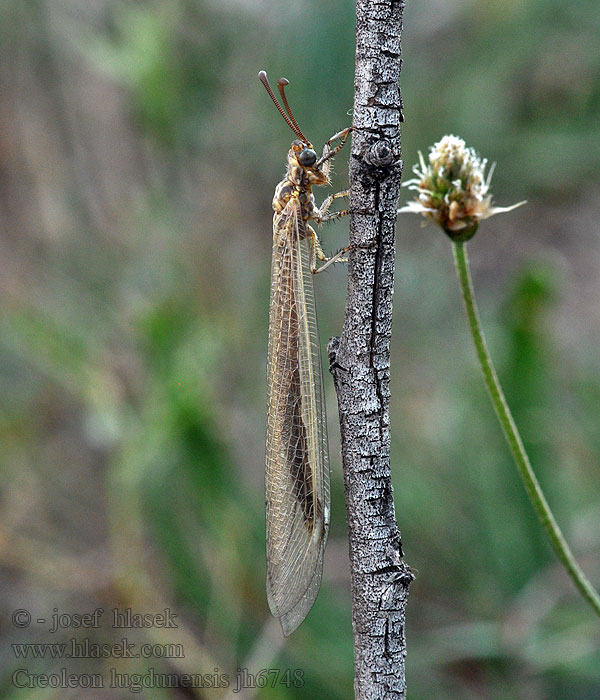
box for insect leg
[309,227,378,274]
[307,224,350,274]
[315,190,371,223]
[307,224,328,273]
[317,127,353,165]
[313,247,351,274]
[316,189,349,218]
[315,127,353,173]
[314,190,350,224]
[316,210,350,224]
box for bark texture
[328,1,412,698]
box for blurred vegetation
[0,0,599,698]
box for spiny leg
[308,224,378,275]
[317,127,353,166]
[314,190,371,223]
[309,192,350,271]
[316,127,353,177]
[313,248,351,274]
[314,189,350,223]
[307,224,328,273]
[307,224,352,274]
[316,209,351,225]
[308,189,374,273]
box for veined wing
[265,198,330,636]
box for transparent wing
[265,199,330,636]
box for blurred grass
[0,0,599,698]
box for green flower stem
[452,240,600,617]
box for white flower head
[399,135,525,242]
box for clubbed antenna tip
[258,70,308,144]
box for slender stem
[452,240,600,617]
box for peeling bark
[328,1,412,697]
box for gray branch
[328,1,412,698]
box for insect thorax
[272,175,316,222]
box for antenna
[258,71,309,144]
[277,78,308,144]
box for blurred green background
[1,0,599,698]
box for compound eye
[298,148,317,167]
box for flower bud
[398,135,525,242]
